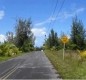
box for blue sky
[0,0,86,47]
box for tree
[6,31,14,43]
[14,18,35,52]
[45,29,59,50]
[70,17,86,50]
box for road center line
[0,64,20,79]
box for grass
[0,56,12,62]
[44,50,86,79]
[0,52,29,62]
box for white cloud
[35,20,48,26]
[35,17,56,26]
[31,27,47,47]
[76,7,85,13]
[31,27,46,37]
[48,16,56,21]
[0,10,5,20]
[0,34,6,43]
[58,7,85,20]
[35,7,85,26]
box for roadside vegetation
[43,16,86,79]
[43,16,86,51]
[44,50,86,79]
[0,18,35,61]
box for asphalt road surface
[0,51,61,79]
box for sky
[0,0,86,47]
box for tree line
[44,16,86,51]
[0,18,35,56]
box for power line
[51,0,59,17]
[48,0,59,32]
[48,0,65,33]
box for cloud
[31,27,46,37]
[58,7,85,20]
[35,17,56,26]
[31,27,47,47]
[35,7,85,26]
[0,10,5,20]
[0,34,6,43]
[76,7,85,13]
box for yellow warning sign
[61,36,69,44]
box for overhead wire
[48,0,59,33]
[48,0,66,33]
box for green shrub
[50,46,56,51]
[69,44,77,50]
[0,42,21,56]
[0,49,3,56]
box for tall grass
[44,50,86,79]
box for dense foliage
[0,18,35,57]
[44,29,59,50]
[14,19,35,52]
[0,42,20,56]
[70,17,86,50]
[44,17,86,50]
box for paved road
[0,51,60,79]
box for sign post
[61,36,69,60]
[63,43,65,60]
